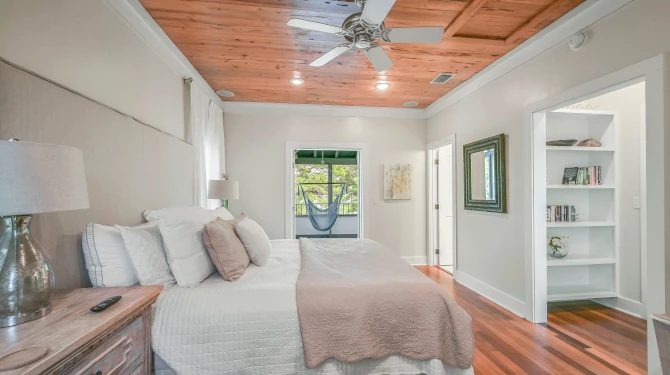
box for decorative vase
[548,236,570,258]
[0,215,55,327]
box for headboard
[0,60,194,289]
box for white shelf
[546,184,614,189]
[547,257,616,267]
[547,221,615,228]
[540,109,619,306]
[548,284,617,302]
[546,146,615,152]
[551,109,616,117]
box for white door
[435,144,454,272]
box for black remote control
[90,296,122,313]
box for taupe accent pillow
[203,216,250,281]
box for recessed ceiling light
[290,78,305,85]
[403,101,419,107]
[375,82,391,90]
[216,90,235,97]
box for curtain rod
[0,55,191,145]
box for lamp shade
[0,141,89,216]
[208,180,239,200]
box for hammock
[299,183,347,232]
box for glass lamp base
[0,303,51,328]
[0,215,55,327]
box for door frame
[285,142,366,240]
[427,134,457,269]
[524,53,667,358]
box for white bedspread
[152,240,475,375]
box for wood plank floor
[416,266,647,374]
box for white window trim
[285,142,366,240]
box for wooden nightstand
[0,286,162,375]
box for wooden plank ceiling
[139,0,584,108]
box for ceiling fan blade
[383,27,444,44]
[365,45,393,72]
[309,44,352,67]
[361,0,396,26]
[287,18,343,34]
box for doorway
[428,135,457,273]
[525,56,669,373]
[285,142,365,240]
[294,149,359,239]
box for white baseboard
[454,270,526,318]
[402,256,428,265]
[592,296,646,319]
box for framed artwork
[384,164,412,200]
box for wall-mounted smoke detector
[430,73,455,85]
[216,90,235,97]
[569,32,587,51]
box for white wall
[0,0,185,139]
[428,0,668,303]
[224,114,427,260]
[427,0,668,371]
[576,83,646,312]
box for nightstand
[0,286,162,375]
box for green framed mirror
[463,134,507,213]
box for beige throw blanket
[296,238,475,369]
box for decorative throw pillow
[116,224,176,287]
[234,216,272,266]
[210,207,235,221]
[160,219,216,288]
[203,217,250,281]
[82,223,139,287]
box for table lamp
[0,140,89,327]
[208,179,239,209]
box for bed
[151,239,475,375]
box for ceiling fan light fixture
[287,0,444,72]
[375,82,391,90]
[216,90,235,97]
[289,78,305,85]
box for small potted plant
[548,236,569,258]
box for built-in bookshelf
[542,110,618,302]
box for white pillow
[82,222,154,287]
[211,206,234,220]
[143,206,211,223]
[159,220,216,287]
[235,217,271,266]
[116,224,175,287]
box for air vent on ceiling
[430,73,455,85]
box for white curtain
[190,83,224,209]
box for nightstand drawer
[67,316,145,375]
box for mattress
[152,239,474,375]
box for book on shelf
[546,205,578,222]
[562,166,601,185]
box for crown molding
[105,0,632,120]
[221,102,426,119]
[103,0,227,112]
[425,0,634,118]
[103,0,427,119]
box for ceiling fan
[287,0,444,72]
